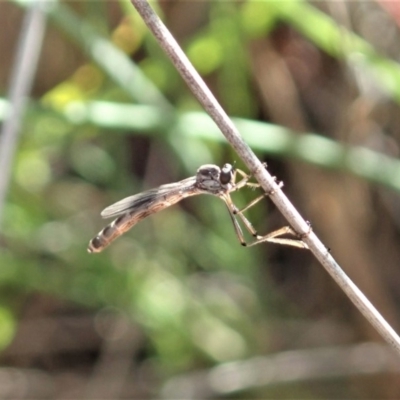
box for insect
[87,163,309,253]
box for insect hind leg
[221,191,309,249]
[246,226,309,249]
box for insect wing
[100,190,157,219]
[100,177,196,219]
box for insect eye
[220,164,233,185]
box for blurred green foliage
[2,0,400,398]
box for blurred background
[1,0,400,398]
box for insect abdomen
[87,212,140,253]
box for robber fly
[87,163,308,253]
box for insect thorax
[195,164,233,193]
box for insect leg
[219,194,248,246]
[221,193,309,249]
[232,168,255,190]
[231,180,284,236]
[246,226,309,249]
[233,162,270,190]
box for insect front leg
[233,164,266,190]
[234,165,283,197]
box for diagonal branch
[130,0,400,355]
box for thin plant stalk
[0,2,46,228]
[130,0,400,355]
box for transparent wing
[100,177,196,219]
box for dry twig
[130,0,400,354]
